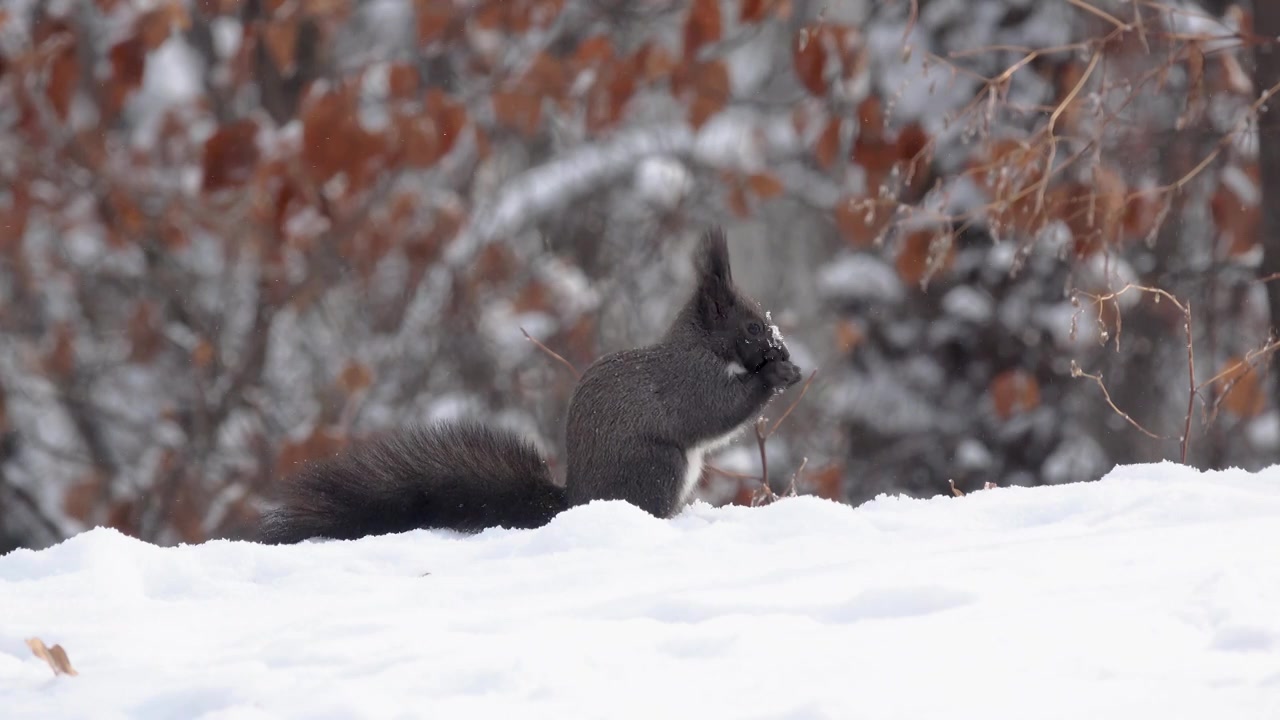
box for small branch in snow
[752,417,772,504]
[1070,284,1195,462]
[750,369,820,506]
[785,457,807,498]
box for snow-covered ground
[3,462,1280,719]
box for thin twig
[785,456,808,497]
[1070,360,1165,440]
[705,463,756,480]
[1034,49,1102,214]
[1067,0,1129,31]
[753,417,771,500]
[769,369,819,436]
[520,327,582,379]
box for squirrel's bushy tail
[259,421,567,543]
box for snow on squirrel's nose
[765,311,785,348]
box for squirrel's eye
[747,322,762,335]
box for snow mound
[4,462,1280,719]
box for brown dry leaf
[137,2,190,50]
[726,178,751,218]
[585,58,637,134]
[274,426,350,477]
[522,51,569,105]
[852,137,899,197]
[393,109,440,167]
[683,0,722,62]
[673,60,730,128]
[301,83,388,188]
[989,369,1041,420]
[895,123,932,198]
[109,36,147,94]
[895,229,954,286]
[386,62,419,100]
[1054,59,1090,134]
[513,279,552,314]
[0,183,31,255]
[1051,168,1127,258]
[857,95,885,141]
[127,301,163,364]
[26,638,78,677]
[949,479,964,497]
[813,117,841,170]
[896,122,928,162]
[573,35,615,70]
[191,338,216,369]
[338,361,374,395]
[834,197,890,248]
[807,463,845,500]
[47,43,79,121]
[562,314,598,368]
[1216,357,1265,419]
[746,172,785,200]
[63,472,104,524]
[968,138,1046,196]
[414,0,456,46]
[44,323,77,381]
[264,19,299,75]
[740,0,777,22]
[791,24,830,96]
[106,499,140,536]
[473,243,516,286]
[988,189,1048,242]
[1210,172,1260,257]
[202,118,260,192]
[166,468,208,545]
[691,59,732,128]
[101,187,146,248]
[1123,186,1163,241]
[492,89,542,137]
[1186,41,1205,99]
[834,319,864,354]
[425,89,468,158]
[730,480,757,507]
[1089,164,1128,246]
[635,42,677,83]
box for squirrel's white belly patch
[680,423,750,504]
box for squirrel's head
[683,226,788,372]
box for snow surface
[4,462,1280,719]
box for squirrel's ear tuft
[696,226,733,285]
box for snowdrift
[3,462,1280,719]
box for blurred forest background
[2,0,1279,551]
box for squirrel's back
[259,421,567,543]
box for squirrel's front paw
[762,359,802,390]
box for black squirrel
[259,226,802,543]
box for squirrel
[259,226,802,543]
